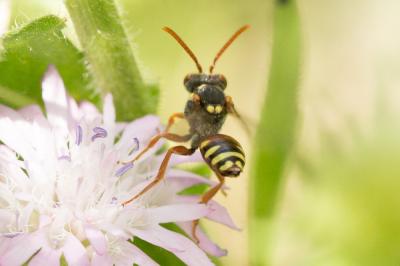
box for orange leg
[192,172,225,243]
[120,132,192,165]
[122,145,196,206]
[165,112,185,132]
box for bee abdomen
[199,134,245,177]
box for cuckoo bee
[121,25,249,242]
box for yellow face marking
[219,160,234,171]
[200,140,210,149]
[235,160,244,169]
[211,151,245,166]
[215,105,223,114]
[204,145,220,158]
[206,105,215,113]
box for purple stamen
[58,155,71,162]
[115,162,133,177]
[91,127,108,141]
[2,232,22,238]
[111,196,118,204]
[128,137,140,155]
[75,125,83,145]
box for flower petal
[131,225,214,266]
[177,222,227,257]
[103,93,115,128]
[177,196,240,230]
[166,169,217,194]
[85,226,107,255]
[146,203,209,224]
[42,65,71,136]
[0,232,47,266]
[62,233,90,266]
[29,246,62,266]
[91,253,113,266]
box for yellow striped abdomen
[199,134,245,177]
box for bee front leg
[165,112,185,132]
[119,132,192,165]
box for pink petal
[117,115,160,149]
[146,203,209,224]
[29,246,62,266]
[0,232,47,266]
[91,253,113,266]
[18,105,47,122]
[177,196,240,230]
[120,241,159,266]
[42,65,72,135]
[79,101,101,120]
[85,226,107,255]
[62,233,90,266]
[177,222,227,257]
[0,0,10,36]
[168,150,203,166]
[131,225,213,266]
[166,169,217,194]
[0,108,33,159]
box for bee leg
[122,145,196,206]
[165,112,185,132]
[192,173,225,243]
[120,132,192,164]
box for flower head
[0,66,238,265]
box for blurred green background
[5,0,400,265]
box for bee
[121,25,249,242]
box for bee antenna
[209,25,250,74]
[163,27,203,73]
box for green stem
[65,0,158,120]
[249,0,302,265]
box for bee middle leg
[122,145,196,206]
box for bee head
[184,74,227,115]
[184,74,227,92]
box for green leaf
[249,0,302,265]
[0,15,98,108]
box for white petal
[146,203,209,224]
[29,246,62,266]
[91,253,113,266]
[0,232,47,266]
[0,0,10,36]
[85,226,107,255]
[62,233,90,266]
[177,222,227,257]
[103,93,115,128]
[131,225,214,266]
[42,65,71,144]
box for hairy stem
[65,0,158,120]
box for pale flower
[0,66,239,265]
